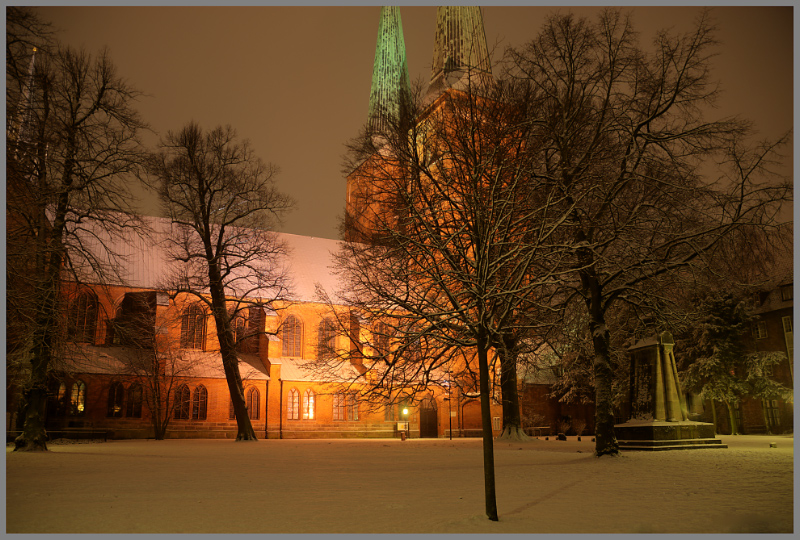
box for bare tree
[9,38,147,451]
[506,9,792,456]
[145,122,293,441]
[329,74,574,521]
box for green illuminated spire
[428,6,492,98]
[368,6,411,134]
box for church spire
[428,7,492,99]
[367,6,411,134]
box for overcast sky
[35,5,793,240]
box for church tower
[345,7,411,242]
[367,6,411,134]
[426,7,493,101]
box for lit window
[282,315,303,357]
[180,304,206,349]
[317,318,337,360]
[246,387,259,420]
[492,416,501,431]
[68,292,98,343]
[174,384,190,419]
[192,385,208,420]
[71,380,86,415]
[107,382,124,418]
[126,384,143,418]
[287,388,300,420]
[302,389,315,420]
[752,321,768,340]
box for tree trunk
[477,332,499,521]
[710,399,718,432]
[724,400,739,435]
[497,333,529,441]
[208,278,257,441]
[15,209,68,452]
[582,274,619,457]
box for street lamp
[402,406,410,440]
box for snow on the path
[5,434,793,533]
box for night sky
[35,6,793,240]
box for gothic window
[317,318,337,360]
[287,388,300,420]
[192,385,208,420]
[70,380,86,415]
[346,394,358,421]
[126,383,143,418]
[245,387,260,420]
[68,291,98,343]
[174,384,190,420]
[180,304,206,349]
[107,382,124,418]
[302,389,315,420]
[47,380,68,418]
[282,315,303,357]
[333,393,345,421]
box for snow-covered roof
[273,356,361,383]
[67,213,345,304]
[59,343,269,380]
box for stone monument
[614,332,727,450]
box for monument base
[614,420,727,451]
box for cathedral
[7,7,515,441]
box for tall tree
[9,38,147,451]
[331,74,574,521]
[145,123,293,441]
[506,9,792,455]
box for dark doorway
[419,396,438,438]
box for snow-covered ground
[6,434,793,534]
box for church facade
[8,7,507,441]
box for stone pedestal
[616,332,726,451]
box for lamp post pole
[447,370,452,440]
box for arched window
[174,384,190,420]
[233,313,247,348]
[107,382,124,418]
[346,394,359,421]
[68,292,98,343]
[287,388,299,420]
[333,393,345,421]
[70,380,86,415]
[334,393,358,421]
[126,383,143,418]
[302,389,315,420]
[246,387,260,420]
[192,385,208,420]
[282,315,303,357]
[180,304,206,349]
[317,318,337,360]
[47,380,68,418]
